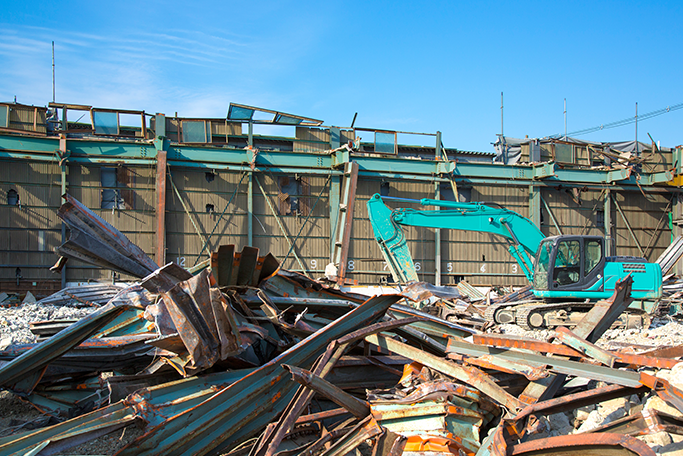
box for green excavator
[367,194,662,329]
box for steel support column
[59,134,67,288]
[248,172,253,246]
[329,175,341,262]
[605,189,612,257]
[155,150,167,266]
[675,192,683,276]
[434,181,441,286]
[529,184,541,229]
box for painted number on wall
[310,259,317,270]
[347,260,355,271]
[176,257,186,267]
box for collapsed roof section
[494,135,673,167]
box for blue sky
[1,1,682,152]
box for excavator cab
[532,235,605,294]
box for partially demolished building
[0,100,681,293]
[1,101,683,455]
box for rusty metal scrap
[4,196,683,456]
[54,193,160,278]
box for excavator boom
[367,194,545,283]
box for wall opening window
[101,166,134,209]
[0,105,9,128]
[182,120,210,143]
[277,175,310,216]
[555,143,574,163]
[7,189,19,206]
[439,183,471,202]
[380,181,390,197]
[92,110,119,135]
[596,210,605,228]
[206,204,215,213]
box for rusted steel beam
[639,373,683,415]
[318,415,384,456]
[253,317,422,456]
[283,365,370,419]
[0,300,129,390]
[294,408,350,425]
[517,275,634,404]
[335,161,359,285]
[371,429,407,456]
[507,384,646,439]
[472,333,681,370]
[365,333,524,414]
[587,408,683,436]
[506,433,655,456]
[56,194,160,278]
[463,355,549,381]
[574,275,634,343]
[553,326,618,367]
[155,149,167,265]
[113,294,402,456]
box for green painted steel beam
[0,133,676,188]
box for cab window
[584,239,602,275]
[553,240,580,285]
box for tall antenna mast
[564,98,567,140]
[500,92,504,137]
[52,41,55,102]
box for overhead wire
[548,102,683,138]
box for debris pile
[1,195,683,456]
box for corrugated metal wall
[0,158,675,288]
[0,159,63,279]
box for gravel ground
[0,303,95,345]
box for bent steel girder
[115,294,401,456]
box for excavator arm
[367,194,546,283]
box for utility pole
[635,102,639,155]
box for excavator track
[513,302,650,331]
[484,304,515,325]
[514,302,594,330]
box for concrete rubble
[1,195,683,455]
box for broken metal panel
[56,193,160,278]
[318,415,383,456]
[553,326,618,367]
[365,333,524,414]
[445,337,644,388]
[504,433,655,456]
[160,269,243,374]
[283,365,370,419]
[114,294,401,456]
[472,333,681,370]
[574,275,634,343]
[656,235,683,274]
[0,299,131,391]
[371,401,483,455]
[252,317,423,456]
[36,283,126,307]
[587,408,683,436]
